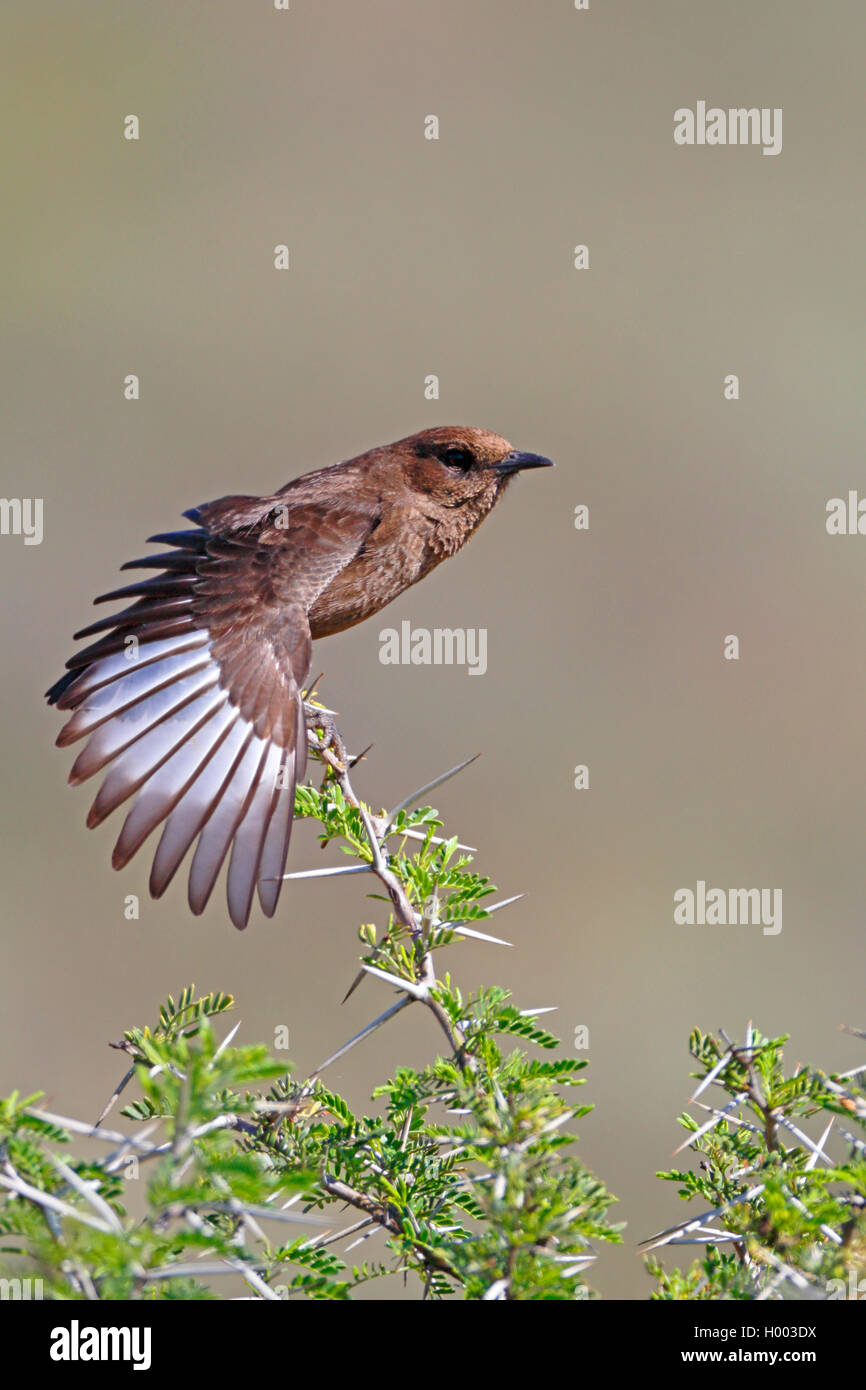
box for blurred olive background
[2,1,865,1299]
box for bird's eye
[442,446,472,470]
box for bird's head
[394,426,554,511]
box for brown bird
[46,425,553,928]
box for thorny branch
[303,703,472,1067]
[318,1171,458,1277]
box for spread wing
[47,495,376,928]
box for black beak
[495,450,556,476]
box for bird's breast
[308,524,433,639]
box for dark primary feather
[46,497,376,928]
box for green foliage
[0,768,619,1300]
[647,1027,866,1300]
[0,977,617,1299]
[13,735,861,1301]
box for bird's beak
[495,450,556,476]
